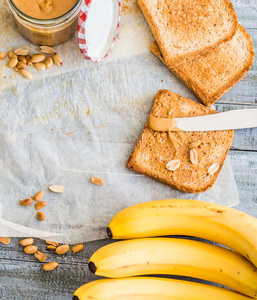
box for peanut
[34,251,47,262]
[30,54,45,63]
[35,201,46,210]
[24,245,38,254]
[0,237,11,245]
[8,57,18,68]
[42,262,58,271]
[166,159,181,171]
[45,57,53,69]
[8,50,16,59]
[40,46,55,54]
[17,61,27,69]
[208,163,220,176]
[20,198,33,206]
[18,55,26,64]
[189,148,198,165]
[189,141,201,148]
[53,53,63,66]
[46,245,56,251]
[19,69,32,80]
[55,245,69,255]
[48,185,64,193]
[34,190,45,201]
[15,48,28,56]
[0,52,6,59]
[19,238,34,247]
[26,55,32,66]
[34,63,46,71]
[37,211,45,220]
[46,240,59,247]
[71,244,84,254]
[90,177,104,185]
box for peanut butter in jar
[7,0,83,46]
[12,0,78,19]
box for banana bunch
[73,277,253,300]
[107,199,257,267]
[73,199,257,299]
[87,237,257,297]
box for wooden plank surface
[1,0,257,299]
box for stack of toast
[138,0,254,106]
[127,0,254,193]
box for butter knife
[148,109,257,132]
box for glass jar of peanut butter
[7,0,83,46]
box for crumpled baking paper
[0,0,238,244]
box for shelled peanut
[19,189,46,221]
[1,46,63,80]
[18,185,65,221]
[1,237,85,272]
[0,237,11,245]
[10,184,85,272]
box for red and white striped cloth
[77,0,121,62]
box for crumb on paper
[121,5,130,13]
[87,109,91,116]
[95,123,109,130]
[66,131,74,136]
[121,0,138,15]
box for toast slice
[151,25,254,106]
[137,0,238,67]
[127,90,234,193]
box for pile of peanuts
[20,185,65,221]
[0,237,84,271]
[0,46,63,80]
[0,178,105,271]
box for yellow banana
[88,237,257,297]
[107,199,257,267]
[73,277,254,300]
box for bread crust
[151,25,254,106]
[127,90,234,193]
[137,0,238,68]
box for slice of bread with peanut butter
[150,25,254,106]
[127,90,234,193]
[137,0,238,68]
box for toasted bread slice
[127,90,234,193]
[137,0,238,67]
[151,25,254,106]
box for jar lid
[78,0,121,62]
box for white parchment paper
[0,0,239,243]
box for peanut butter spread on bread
[127,90,234,193]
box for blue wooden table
[0,0,257,299]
